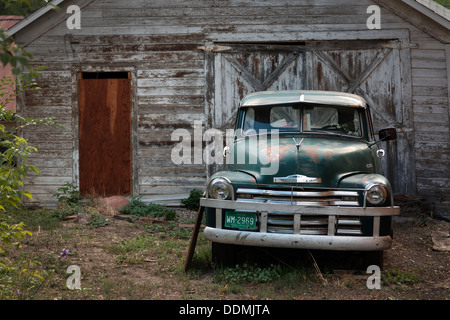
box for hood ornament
[293,137,304,151]
[274,174,322,184]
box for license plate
[224,212,257,230]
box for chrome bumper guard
[200,198,400,251]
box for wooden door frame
[72,65,139,196]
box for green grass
[6,208,62,231]
[382,268,418,286]
[2,205,427,300]
[107,228,191,274]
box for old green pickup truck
[200,90,400,265]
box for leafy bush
[51,182,82,221]
[53,182,81,205]
[181,189,203,211]
[119,196,176,221]
[0,2,60,298]
[87,213,110,229]
[52,183,111,228]
[118,196,148,216]
[1,76,62,211]
[0,212,49,299]
[164,208,176,221]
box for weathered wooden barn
[6,0,450,219]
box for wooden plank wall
[409,28,450,219]
[14,0,449,218]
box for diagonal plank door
[204,44,306,177]
[206,44,306,130]
[79,77,132,197]
[307,45,415,194]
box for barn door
[307,43,415,194]
[205,44,306,130]
[79,72,132,197]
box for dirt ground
[18,206,450,301]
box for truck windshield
[242,104,362,137]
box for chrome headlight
[366,185,387,206]
[208,177,233,200]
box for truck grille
[266,214,362,235]
[235,187,362,236]
[236,187,359,207]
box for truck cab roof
[240,90,367,108]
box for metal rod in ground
[184,206,205,272]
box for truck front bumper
[200,198,400,251]
[204,227,393,251]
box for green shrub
[164,208,177,221]
[53,182,81,205]
[181,189,203,211]
[119,196,176,221]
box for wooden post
[184,206,205,272]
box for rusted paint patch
[302,145,321,163]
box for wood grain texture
[79,78,132,197]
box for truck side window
[243,107,255,135]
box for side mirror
[378,128,397,141]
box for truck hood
[227,135,376,188]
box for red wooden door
[79,76,132,197]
